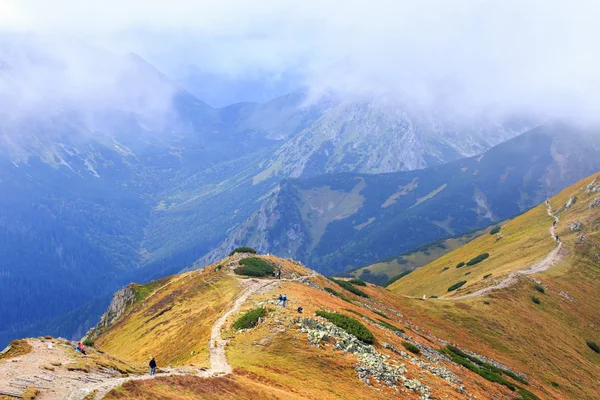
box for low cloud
[1,0,600,120]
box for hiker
[276,294,283,306]
[553,220,557,227]
[149,357,157,376]
[277,266,282,280]
[555,235,559,243]
[77,341,86,355]
[297,306,303,314]
[282,294,287,307]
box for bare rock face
[84,285,136,340]
[569,222,582,231]
[585,178,600,193]
[565,196,577,209]
[589,196,600,209]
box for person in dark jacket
[149,357,157,376]
[282,294,287,307]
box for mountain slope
[202,122,600,274]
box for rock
[589,196,600,209]
[569,222,582,231]
[84,285,136,340]
[585,179,600,193]
[565,196,576,209]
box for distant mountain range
[202,123,600,275]
[0,36,595,345]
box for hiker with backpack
[276,266,282,280]
[149,357,157,376]
[276,294,283,306]
[282,294,287,307]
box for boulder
[569,222,582,231]
[589,196,600,209]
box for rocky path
[446,202,563,301]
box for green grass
[378,319,404,333]
[372,310,388,319]
[233,307,266,330]
[83,339,94,347]
[466,253,489,266]
[315,311,374,344]
[348,278,367,286]
[234,258,274,277]
[229,247,257,256]
[324,287,353,303]
[402,342,420,354]
[329,278,369,298]
[448,280,467,292]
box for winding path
[445,201,563,301]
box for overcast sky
[1,0,599,118]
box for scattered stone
[585,179,600,193]
[565,196,576,209]
[589,196,600,209]
[569,222,582,231]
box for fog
[1,0,600,119]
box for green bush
[456,262,465,268]
[324,287,352,303]
[233,307,266,330]
[82,339,94,347]
[550,381,560,388]
[587,341,600,354]
[490,226,501,235]
[372,310,388,319]
[531,296,541,304]
[349,278,367,286]
[229,247,257,256]
[442,267,450,272]
[534,284,545,294]
[448,281,467,292]
[466,253,489,266]
[329,278,369,298]
[315,311,374,344]
[234,258,274,277]
[215,264,223,271]
[377,319,405,333]
[402,342,420,354]
[483,273,492,279]
[465,272,471,276]
[430,295,438,299]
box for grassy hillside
[386,172,600,399]
[348,228,487,285]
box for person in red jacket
[77,341,86,355]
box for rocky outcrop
[569,221,582,231]
[589,196,600,209]
[84,285,136,340]
[585,178,600,193]
[565,196,576,209]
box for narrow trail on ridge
[443,201,563,301]
[72,272,312,399]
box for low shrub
[44,335,53,340]
[402,342,420,354]
[490,226,501,235]
[83,339,94,347]
[442,267,450,272]
[324,287,353,303]
[377,319,405,333]
[66,363,89,373]
[456,262,465,268]
[466,253,489,266]
[315,311,374,344]
[229,247,257,256]
[234,258,274,277]
[465,272,471,276]
[372,310,388,319]
[215,264,223,271]
[329,278,369,298]
[22,387,40,400]
[448,281,467,292]
[531,296,541,304]
[587,341,600,354]
[534,284,545,294]
[430,295,438,299]
[349,278,367,286]
[483,273,492,279]
[233,307,266,330]
[550,381,560,388]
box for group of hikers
[276,294,288,307]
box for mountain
[3,182,599,400]
[202,122,600,274]
[347,227,489,286]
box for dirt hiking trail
[0,273,305,400]
[446,201,563,301]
